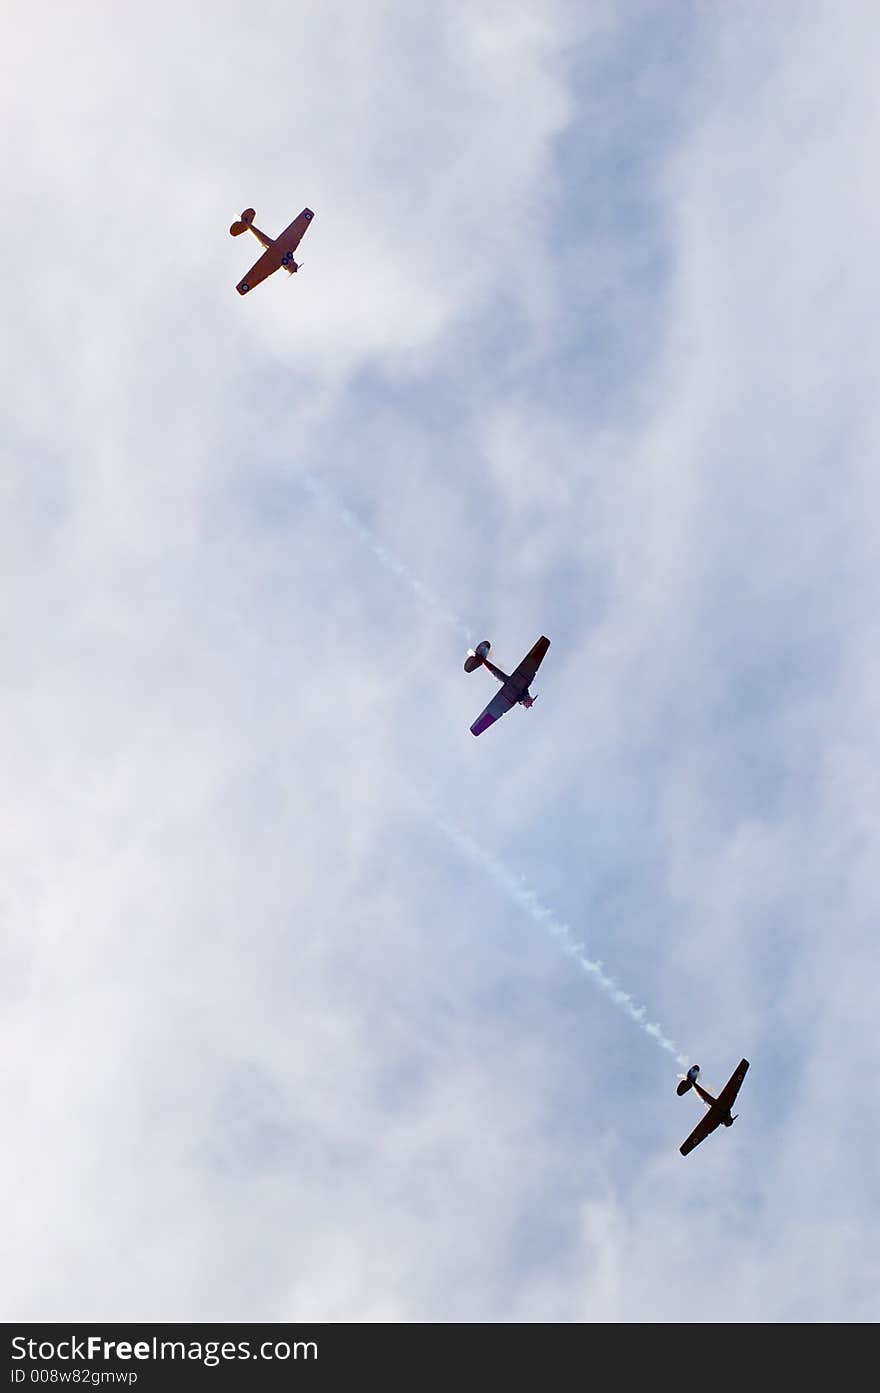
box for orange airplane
[229,206,315,296]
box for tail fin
[229,208,256,237]
[677,1064,700,1096]
[464,640,491,672]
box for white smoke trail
[419,797,689,1067]
[303,472,474,643]
[301,469,688,1067]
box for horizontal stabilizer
[677,1064,700,1097]
[229,208,256,236]
[464,638,491,673]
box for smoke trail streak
[303,472,473,642]
[300,470,687,1066]
[419,796,689,1066]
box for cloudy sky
[3,1,878,1321]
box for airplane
[677,1059,749,1156]
[229,206,315,296]
[464,636,550,737]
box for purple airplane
[464,636,550,737]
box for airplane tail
[677,1065,701,1096]
[464,640,491,673]
[229,208,256,237]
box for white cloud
[2,0,878,1322]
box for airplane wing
[680,1109,722,1157]
[276,207,315,258]
[715,1059,750,1114]
[236,246,281,296]
[470,686,517,737]
[509,636,550,692]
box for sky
[2,0,879,1321]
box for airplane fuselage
[482,658,509,684]
[479,656,533,704]
[693,1080,717,1108]
[693,1082,735,1126]
[246,222,299,270]
[247,222,274,252]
